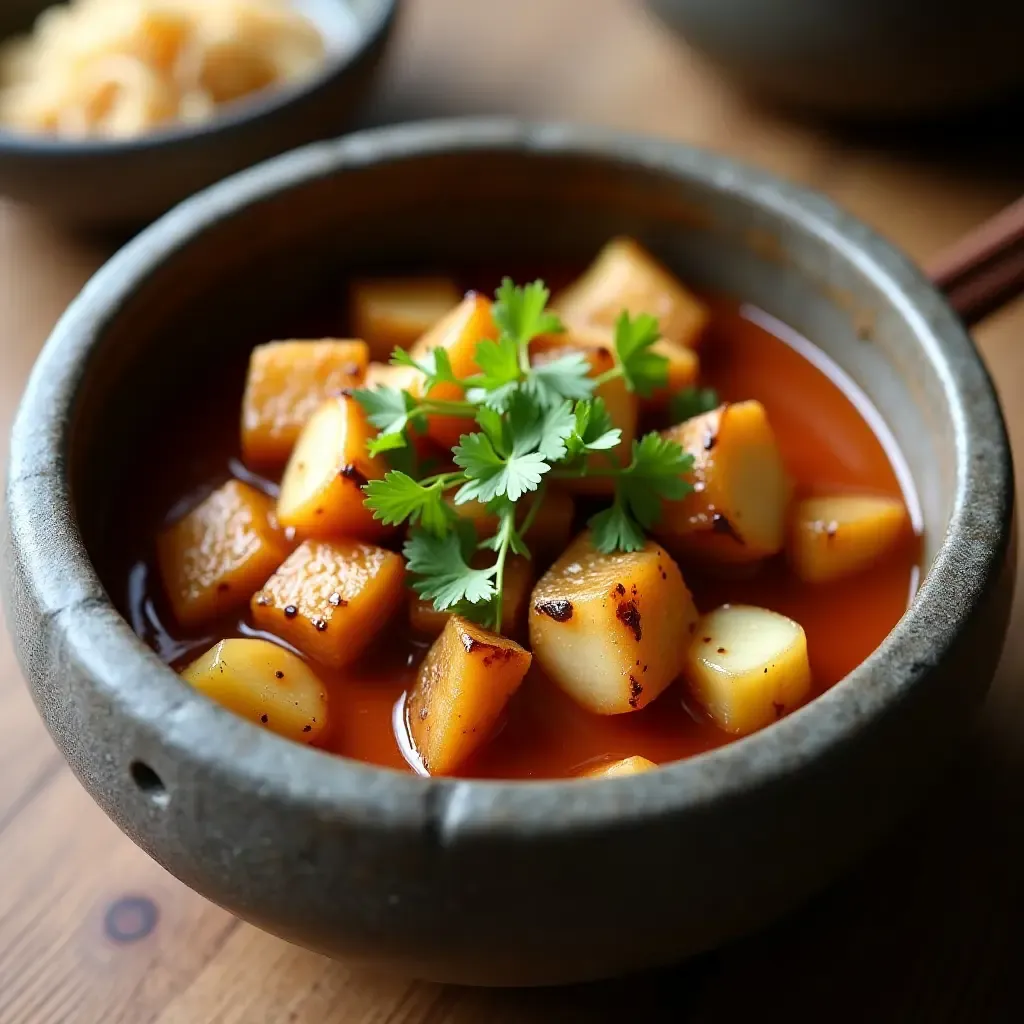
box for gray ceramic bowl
[647,0,1024,118]
[0,0,397,228]
[2,120,1015,986]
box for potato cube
[157,480,291,629]
[531,341,637,496]
[181,639,327,744]
[582,755,658,778]
[373,293,498,449]
[251,539,405,669]
[654,401,790,564]
[241,340,369,470]
[349,277,462,360]
[276,393,388,540]
[529,532,698,715]
[554,237,710,349]
[685,604,812,735]
[409,555,534,638]
[789,495,911,583]
[406,616,532,775]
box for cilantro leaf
[566,397,621,457]
[613,312,668,397]
[669,386,720,423]
[403,528,497,611]
[506,391,544,456]
[389,348,422,371]
[452,432,550,504]
[492,278,564,344]
[474,405,507,453]
[589,432,694,553]
[366,430,409,458]
[363,471,451,535]
[589,502,648,553]
[451,431,504,478]
[390,346,459,391]
[525,351,595,409]
[536,400,576,461]
[353,386,419,436]
[471,335,521,391]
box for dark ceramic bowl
[0,0,397,228]
[2,120,1015,986]
[646,0,1024,118]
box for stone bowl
[2,119,1015,986]
[0,0,398,228]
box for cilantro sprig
[355,279,695,632]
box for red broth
[104,292,920,779]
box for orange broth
[109,289,920,779]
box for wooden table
[3,2,1024,1020]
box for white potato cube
[685,605,811,736]
[529,532,698,715]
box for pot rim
[5,118,1013,839]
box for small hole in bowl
[130,761,169,807]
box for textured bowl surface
[2,119,1015,986]
[0,0,397,227]
[647,0,1024,118]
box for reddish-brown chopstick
[927,195,1024,327]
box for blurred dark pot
[647,0,1024,118]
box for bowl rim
[0,0,397,155]
[5,118,1013,838]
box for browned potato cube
[276,393,389,540]
[371,293,498,449]
[789,495,911,583]
[554,237,710,349]
[407,616,532,775]
[241,340,369,470]
[349,277,462,360]
[251,539,405,668]
[181,639,328,744]
[655,401,791,564]
[157,480,291,629]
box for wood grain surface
[3,2,1024,1021]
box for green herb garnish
[353,279,695,631]
[669,385,720,424]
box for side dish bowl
[2,119,1015,986]
[0,0,397,228]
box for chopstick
[927,195,1024,327]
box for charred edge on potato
[460,633,515,667]
[616,599,642,641]
[712,512,743,544]
[339,464,368,486]
[628,675,643,708]
[535,598,573,622]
